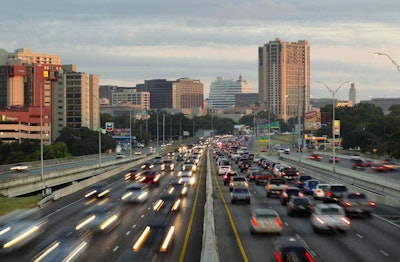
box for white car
[121,183,149,203]
[313,183,329,200]
[218,165,232,176]
[249,208,283,234]
[116,153,125,159]
[311,204,351,233]
[178,170,196,186]
[273,164,287,176]
[229,176,249,192]
[10,164,29,171]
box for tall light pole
[315,81,351,174]
[156,110,159,152]
[129,109,132,158]
[374,52,400,71]
[163,113,166,146]
[39,82,45,194]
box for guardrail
[279,154,400,207]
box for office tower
[258,38,310,122]
[136,79,173,109]
[349,82,357,106]
[208,75,252,109]
[172,78,204,110]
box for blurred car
[283,148,290,155]
[218,165,232,176]
[136,142,144,148]
[0,218,47,254]
[181,163,197,173]
[351,159,366,170]
[311,204,351,233]
[124,169,139,181]
[302,179,320,195]
[161,160,174,171]
[309,153,322,161]
[152,193,181,214]
[153,156,163,165]
[313,183,329,200]
[116,153,125,159]
[294,175,313,190]
[177,170,196,186]
[272,236,315,262]
[246,166,259,181]
[32,228,91,262]
[134,151,142,155]
[260,147,269,152]
[223,171,239,185]
[141,162,154,170]
[75,203,121,233]
[121,183,150,203]
[167,179,189,197]
[84,181,111,199]
[287,196,315,217]
[323,184,348,203]
[329,156,340,163]
[231,187,251,204]
[337,192,375,217]
[280,187,303,205]
[249,208,283,234]
[9,164,29,171]
[238,158,252,172]
[137,169,160,186]
[229,176,249,192]
[371,162,392,172]
[255,171,275,185]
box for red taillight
[251,217,258,227]
[341,217,351,225]
[282,192,288,198]
[298,192,304,197]
[326,192,332,197]
[343,201,351,207]
[224,175,227,179]
[275,217,283,228]
[274,251,283,262]
[368,201,376,207]
[305,251,314,262]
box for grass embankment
[0,195,41,217]
[253,134,296,156]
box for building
[235,93,259,107]
[0,48,62,143]
[208,75,253,109]
[172,78,203,111]
[349,82,357,106]
[136,79,173,109]
[111,89,150,109]
[258,38,310,122]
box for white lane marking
[295,234,301,238]
[356,234,363,239]
[372,214,400,229]
[113,246,119,252]
[141,214,145,218]
[380,250,389,257]
[132,225,136,229]
[284,222,289,226]
[126,231,131,235]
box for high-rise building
[111,89,150,109]
[349,82,357,106]
[208,75,252,109]
[258,38,310,122]
[136,79,173,109]
[172,78,204,110]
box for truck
[265,178,287,198]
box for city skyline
[2,1,399,101]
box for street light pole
[315,81,351,174]
[374,52,400,72]
[129,109,132,159]
[39,82,45,194]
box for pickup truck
[337,192,375,217]
[265,178,287,198]
[229,176,249,192]
[278,166,299,182]
[255,171,275,185]
[311,204,351,233]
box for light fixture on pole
[374,52,400,72]
[315,81,351,174]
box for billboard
[105,122,114,132]
[305,111,321,131]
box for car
[337,192,376,217]
[161,159,174,171]
[218,165,232,176]
[9,164,29,171]
[238,158,252,172]
[136,142,144,148]
[313,183,329,200]
[371,162,392,172]
[283,148,290,154]
[254,171,275,185]
[351,159,366,170]
[294,175,313,190]
[116,153,125,159]
[75,203,121,232]
[249,208,283,234]
[229,176,249,192]
[231,187,251,204]
[141,162,154,170]
[309,153,322,161]
[121,183,150,203]
[260,147,269,152]
[272,236,315,262]
[329,156,340,163]
[153,156,163,164]
[124,169,139,181]
[266,178,288,198]
[181,163,197,173]
[134,150,142,155]
[177,170,196,186]
[253,155,263,164]
[302,179,320,195]
[168,179,189,197]
[280,187,303,205]
[223,171,239,185]
[137,169,160,186]
[323,184,348,203]
[273,164,288,176]
[152,193,182,214]
[246,166,259,181]
[350,154,362,161]
[278,166,299,183]
[84,182,111,198]
[310,204,351,233]
[287,196,315,216]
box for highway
[0,150,206,262]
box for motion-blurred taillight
[251,217,258,227]
[341,217,351,225]
[305,251,314,262]
[275,217,283,228]
[343,201,351,207]
[368,201,376,207]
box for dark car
[287,196,315,216]
[239,159,252,172]
[351,159,365,170]
[141,162,155,170]
[323,184,348,203]
[272,236,315,262]
[337,192,376,217]
[295,175,313,190]
[280,187,303,205]
[223,171,239,185]
[137,169,160,186]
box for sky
[1,0,400,101]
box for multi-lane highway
[0,149,206,262]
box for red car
[260,147,269,152]
[309,154,322,161]
[329,156,340,163]
[137,169,160,186]
[371,163,391,172]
